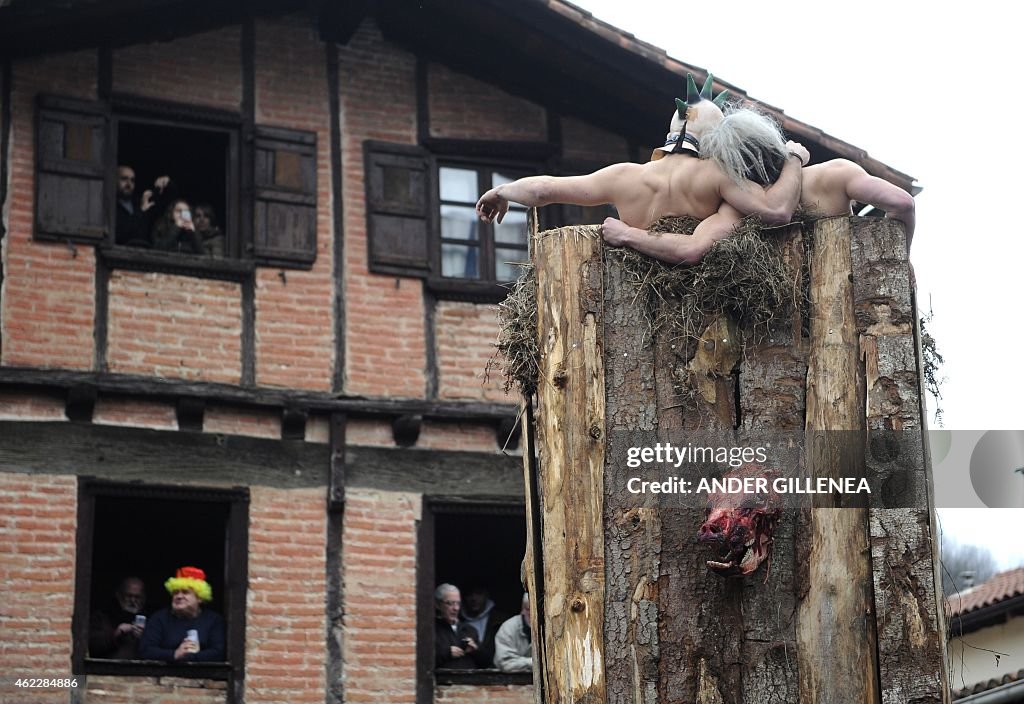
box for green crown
[675,73,730,118]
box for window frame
[416,498,533,697]
[72,478,249,682]
[427,157,536,303]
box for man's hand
[174,638,199,660]
[153,175,171,191]
[116,622,135,637]
[450,645,465,659]
[140,190,154,212]
[601,217,635,247]
[462,637,478,654]
[476,188,508,224]
[786,141,809,167]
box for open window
[33,93,318,276]
[73,480,248,680]
[417,500,532,691]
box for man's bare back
[603,158,916,265]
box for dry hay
[491,213,812,396]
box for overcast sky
[571,0,1024,570]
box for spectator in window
[152,199,205,254]
[88,576,148,659]
[139,566,226,662]
[493,593,532,672]
[193,203,225,257]
[115,166,156,247]
[459,585,508,668]
[434,583,484,669]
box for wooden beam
[796,217,880,704]
[0,421,523,496]
[533,225,606,703]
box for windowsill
[83,657,232,679]
[434,668,533,686]
[100,245,255,282]
[427,277,515,304]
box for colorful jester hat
[165,565,213,602]
[652,73,730,160]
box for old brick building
[0,1,916,703]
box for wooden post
[533,225,606,703]
[796,217,880,703]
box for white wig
[700,107,789,187]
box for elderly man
[138,566,225,662]
[476,74,808,257]
[493,593,533,673]
[434,583,485,669]
[89,576,147,659]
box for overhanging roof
[0,0,916,190]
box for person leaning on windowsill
[138,566,226,662]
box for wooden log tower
[520,216,949,704]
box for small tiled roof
[952,668,1024,700]
[948,566,1024,617]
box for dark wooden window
[33,93,317,277]
[364,141,433,277]
[35,96,110,243]
[416,500,532,695]
[72,480,248,682]
[253,126,317,268]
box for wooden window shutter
[35,96,110,243]
[254,126,317,268]
[364,140,433,278]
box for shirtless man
[602,155,916,265]
[475,75,809,238]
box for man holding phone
[433,583,485,669]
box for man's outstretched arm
[601,203,744,265]
[717,142,807,225]
[475,163,641,224]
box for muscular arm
[601,203,744,266]
[718,153,803,225]
[476,163,642,223]
[844,170,916,247]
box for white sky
[572,0,1024,570]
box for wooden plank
[796,217,879,704]
[851,217,948,704]
[533,225,606,703]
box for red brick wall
[343,489,420,703]
[560,116,632,165]
[0,473,77,704]
[339,21,426,398]
[106,271,242,384]
[1,52,98,371]
[253,15,335,391]
[203,405,281,439]
[435,301,507,402]
[428,64,546,142]
[84,676,227,703]
[0,392,66,421]
[112,27,242,111]
[435,684,534,703]
[246,487,327,703]
[92,397,178,430]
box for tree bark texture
[527,217,945,704]
[533,225,607,704]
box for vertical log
[796,217,880,704]
[851,218,950,703]
[534,225,606,703]
[603,253,660,704]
